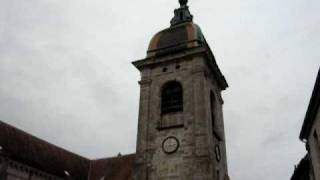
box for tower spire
[170,0,193,26]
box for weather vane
[179,0,188,7]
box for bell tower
[132,1,230,180]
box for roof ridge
[91,153,136,161]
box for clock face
[162,137,179,154]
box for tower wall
[134,53,228,180]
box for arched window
[161,81,183,114]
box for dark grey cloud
[0,0,319,179]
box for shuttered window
[161,82,183,114]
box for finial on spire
[170,0,193,26]
[179,0,188,7]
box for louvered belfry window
[161,81,183,114]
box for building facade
[299,68,320,180]
[292,68,320,180]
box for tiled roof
[0,121,90,179]
[89,154,135,180]
[0,120,136,180]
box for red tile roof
[0,121,136,180]
[89,154,135,180]
[0,121,90,179]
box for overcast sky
[0,0,319,179]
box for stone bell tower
[132,1,230,180]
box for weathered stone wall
[205,62,229,180]
[308,106,320,180]
[135,53,228,180]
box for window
[161,81,183,114]
[211,91,222,141]
[314,130,320,165]
[314,130,318,140]
[216,170,220,180]
[314,130,320,149]
[210,91,215,128]
[162,67,168,72]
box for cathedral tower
[132,1,230,179]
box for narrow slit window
[314,131,320,162]
[180,12,183,21]
[210,91,215,128]
[161,81,183,114]
[314,131,318,140]
[314,131,320,147]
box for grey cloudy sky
[0,0,319,179]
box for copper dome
[147,22,206,57]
